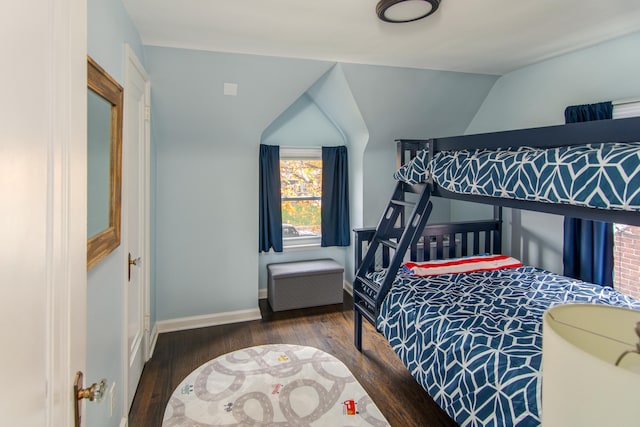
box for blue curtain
[259,144,283,253]
[564,101,613,123]
[321,146,350,247]
[562,101,613,286]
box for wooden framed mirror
[87,56,123,270]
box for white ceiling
[122,0,640,75]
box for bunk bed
[352,116,640,426]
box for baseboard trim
[119,416,128,427]
[259,288,268,300]
[343,280,353,296]
[156,308,263,334]
[148,324,158,359]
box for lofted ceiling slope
[122,0,640,75]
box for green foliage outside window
[280,159,322,235]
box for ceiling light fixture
[376,0,440,23]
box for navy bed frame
[428,115,640,226]
[353,115,640,349]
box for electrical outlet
[109,382,116,417]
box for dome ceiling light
[376,0,440,23]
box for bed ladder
[353,180,433,350]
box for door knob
[129,252,140,266]
[74,371,106,427]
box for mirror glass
[87,56,123,270]
[87,89,112,238]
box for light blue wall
[262,94,345,145]
[464,31,640,273]
[88,0,144,83]
[304,65,369,281]
[87,0,145,425]
[259,66,362,288]
[260,90,349,288]
[340,63,498,227]
[146,46,334,320]
[147,47,498,315]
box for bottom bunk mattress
[374,266,640,427]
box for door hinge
[144,105,151,122]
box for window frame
[612,100,640,300]
[280,147,322,249]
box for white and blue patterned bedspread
[394,142,640,211]
[376,267,640,426]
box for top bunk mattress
[394,142,640,212]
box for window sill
[283,243,322,252]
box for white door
[0,1,87,426]
[124,45,151,410]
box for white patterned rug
[163,344,390,426]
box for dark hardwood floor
[129,291,457,427]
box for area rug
[163,344,390,426]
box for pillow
[402,254,522,276]
[393,148,430,184]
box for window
[614,225,640,300]
[280,147,322,248]
[259,144,349,253]
[613,100,640,300]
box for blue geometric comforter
[394,142,640,211]
[375,267,640,426]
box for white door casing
[50,1,88,423]
[123,44,151,411]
